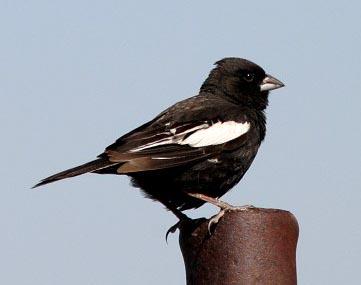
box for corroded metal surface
[179,208,299,285]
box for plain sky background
[1,1,361,284]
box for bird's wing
[101,95,251,173]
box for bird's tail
[33,158,115,188]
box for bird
[34,57,284,229]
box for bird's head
[201,57,284,110]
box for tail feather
[33,158,116,188]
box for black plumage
[34,58,284,219]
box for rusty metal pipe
[179,208,299,285]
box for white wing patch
[129,121,250,152]
[180,121,250,147]
[129,123,209,152]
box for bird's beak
[260,74,285,92]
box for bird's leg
[167,203,189,221]
[187,193,254,233]
[160,200,191,242]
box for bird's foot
[166,221,182,242]
[165,216,192,242]
[186,192,254,234]
[208,204,255,234]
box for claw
[207,204,255,234]
[165,217,193,243]
[208,209,226,234]
[165,221,182,243]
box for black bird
[34,58,284,226]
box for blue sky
[1,1,361,284]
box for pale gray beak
[260,74,285,92]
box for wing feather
[100,96,251,174]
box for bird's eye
[243,73,254,82]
